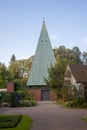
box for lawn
[81,116,87,123]
[0,114,32,130]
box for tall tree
[45,59,68,90]
[8,61,20,79]
[72,46,82,63]
[9,54,20,79]
[44,58,76,100]
[54,46,82,63]
[82,51,87,64]
[10,54,16,62]
[0,62,10,88]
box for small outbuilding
[64,64,87,99]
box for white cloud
[83,37,87,45]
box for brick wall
[7,82,14,92]
[27,88,56,101]
[50,90,56,101]
[27,89,41,101]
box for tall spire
[43,17,45,21]
[27,21,56,86]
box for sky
[0,0,87,66]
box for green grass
[0,115,22,128]
[81,116,87,123]
[0,115,32,130]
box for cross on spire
[43,17,45,22]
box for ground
[0,101,87,130]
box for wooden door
[41,90,50,101]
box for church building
[27,20,56,101]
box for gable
[69,64,87,83]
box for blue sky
[0,0,87,66]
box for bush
[19,100,32,107]
[10,91,37,107]
[81,116,87,122]
[64,101,73,107]
[10,92,21,107]
[64,99,87,108]
[24,91,34,100]
[0,115,22,128]
[17,91,25,100]
[0,115,32,130]
[30,100,37,106]
[19,100,37,107]
[0,92,11,104]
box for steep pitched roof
[69,64,87,83]
[27,21,56,86]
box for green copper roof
[27,21,56,86]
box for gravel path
[0,101,87,130]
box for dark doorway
[41,90,50,101]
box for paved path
[0,101,87,130]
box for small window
[41,40,43,42]
[45,40,47,42]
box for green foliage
[81,116,87,123]
[10,91,36,107]
[24,91,34,100]
[10,54,16,62]
[8,55,33,81]
[0,115,22,128]
[19,100,32,107]
[10,78,27,91]
[61,86,72,101]
[64,99,87,108]
[10,92,21,107]
[8,62,20,80]
[30,100,37,106]
[0,115,32,130]
[18,91,37,107]
[0,92,11,104]
[82,51,87,64]
[54,46,82,64]
[0,63,10,88]
[45,58,70,100]
[19,100,37,107]
[19,78,27,89]
[45,58,68,90]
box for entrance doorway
[41,90,50,101]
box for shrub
[19,100,37,107]
[10,92,21,107]
[0,92,11,104]
[17,91,25,100]
[81,116,87,122]
[19,100,32,107]
[64,99,87,108]
[10,91,37,107]
[0,115,22,128]
[30,100,37,106]
[0,115,32,130]
[24,91,34,100]
[64,101,73,107]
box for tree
[45,59,69,99]
[8,61,20,79]
[82,51,87,64]
[72,46,82,63]
[0,62,10,88]
[10,54,16,62]
[54,46,82,63]
[72,46,81,56]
